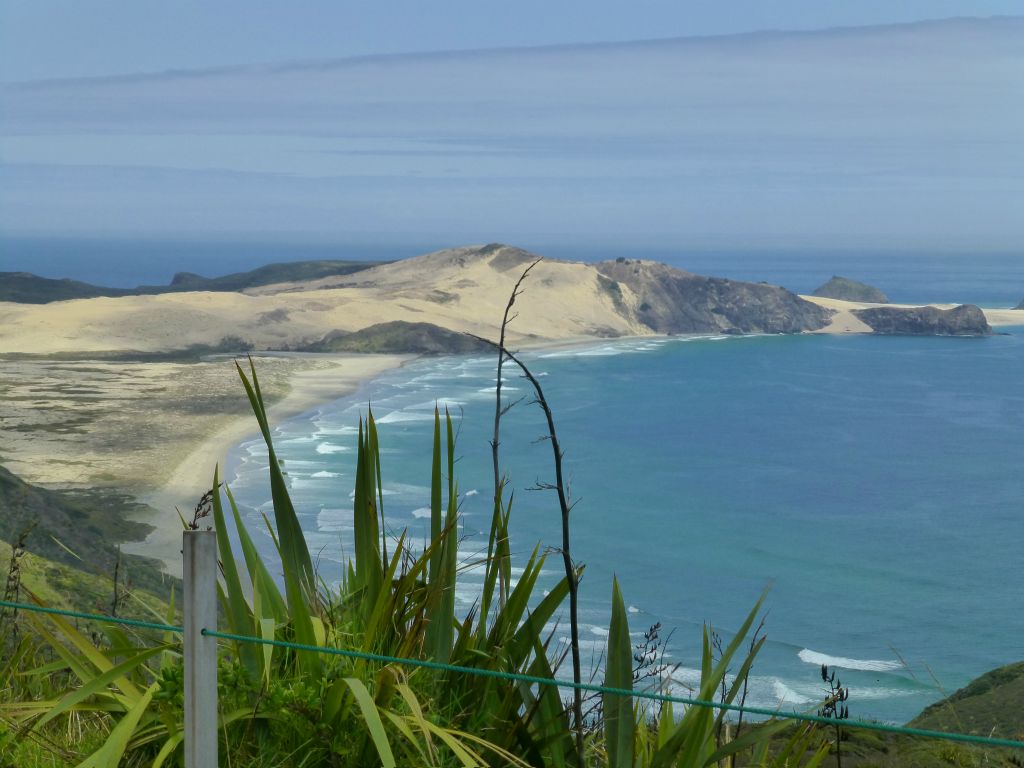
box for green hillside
[0,259,383,304]
[305,320,495,354]
[0,273,134,303]
[0,465,169,599]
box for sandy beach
[126,353,410,573]
[0,352,409,574]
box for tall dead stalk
[490,258,539,608]
[477,257,586,759]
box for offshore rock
[853,304,991,336]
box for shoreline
[122,335,644,574]
[801,295,1024,332]
[70,306,1024,576]
[122,352,412,574]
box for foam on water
[376,410,437,424]
[771,679,814,706]
[315,442,349,454]
[316,508,352,532]
[798,649,903,673]
[312,425,359,436]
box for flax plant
[1,350,796,767]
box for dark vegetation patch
[425,289,458,304]
[484,243,540,272]
[303,321,493,355]
[0,336,255,362]
[0,259,383,304]
[257,308,291,323]
[812,275,890,303]
[596,274,627,314]
[0,465,171,599]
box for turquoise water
[227,327,1024,724]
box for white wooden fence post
[184,529,218,768]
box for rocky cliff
[853,304,991,336]
[596,258,833,334]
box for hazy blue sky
[1,7,1022,255]
[2,1,1022,81]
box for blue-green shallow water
[227,328,1024,724]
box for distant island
[812,275,889,304]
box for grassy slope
[911,661,1024,740]
[0,539,172,623]
[0,465,172,600]
[749,662,1024,767]
[0,259,383,304]
[304,320,496,354]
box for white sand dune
[0,246,648,356]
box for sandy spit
[801,296,1024,330]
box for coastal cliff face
[854,304,991,336]
[595,258,833,334]
[812,275,889,303]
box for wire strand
[3,597,1022,751]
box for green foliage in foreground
[3,359,833,766]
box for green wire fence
[3,595,1023,752]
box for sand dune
[0,246,648,355]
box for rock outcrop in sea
[853,304,991,336]
[812,275,889,303]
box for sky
[2,1,1022,82]
[1,4,1023,258]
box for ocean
[214,248,1024,724]
[4,235,1023,308]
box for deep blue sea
[211,246,1024,725]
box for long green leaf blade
[604,576,634,768]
